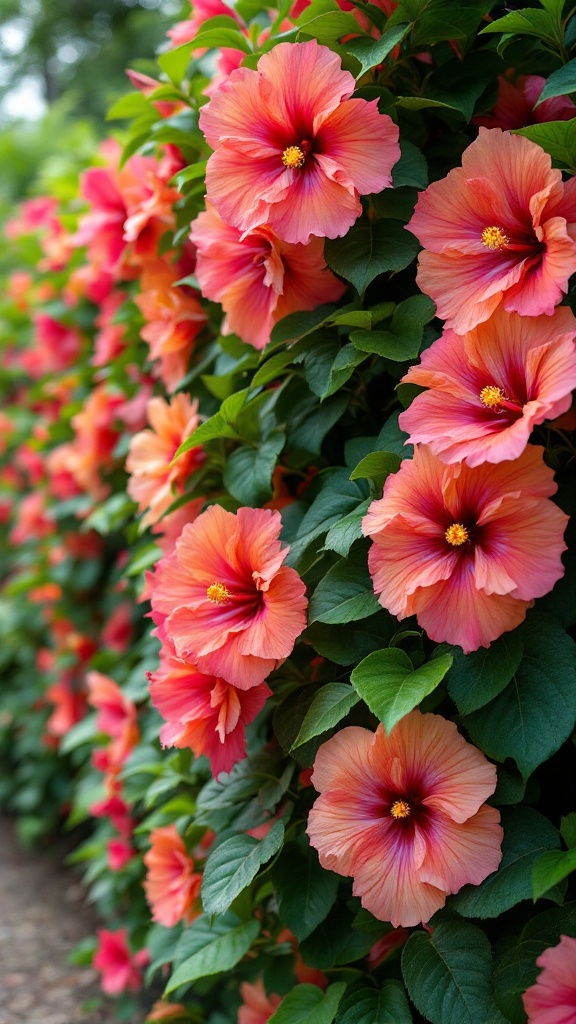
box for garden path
[0,817,122,1024]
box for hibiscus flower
[199,39,399,244]
[398,305,576,466]
[362,444,567,652]
[407,128,576,333]
[307,710,503,927]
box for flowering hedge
[1,0,576,1022]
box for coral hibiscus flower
[238,980,282,1024]
[362,444,568,652]
[143,825,202,927]
[126,393,204,528]
[150,505,308,688]
[407,128,576,333]
[136,262,206,392]
[399,305,576,466]
[523,935,576,1024]
[307,710,503,927]
[199,39,400,244]
[148,642,271,777]
[190,202,346,349]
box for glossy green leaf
[272,842,339,941]
[325,219,419,294]
[201,820,285,915]
[345,23,410,75]
[349,451,401,490]
[268,982,346,1024]
[402,918,505,1024]
[444,630,524,714]
[222,431,284,506]
[513,118,576,170]
[337,981,413,1024]
[536,59,576,104]
[351,648,452,732]
[165,915,260,993]
[308,547,380,624]
[463,615,576,779]
[533,847,576,900]
[291,684,360,750]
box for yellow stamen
[390,800,411,820]
[445,523,469,547]
[480,385,507,410]
[481,226,509,250]
[282,145,306,169]
[206,582,232,604]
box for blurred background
[0,0,182,210]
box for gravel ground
[0,817,145,1024]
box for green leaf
[222,432,284,506]
[513,118,576,171]
[291,684,360,750]
[300,905,378,968]
[272,842,339,941]
[176,387,265,450]
[402,919,504,1024]
[305,612,397,666]
[561,812,576,848]
[533,847,576,900]
[172,161,208,190]
[59,713,97,754]
[444,631,524,715]
[303,338,366,399]
[106,92,153,120]
[324,498,371,558]
[269,304,339,344]
[330,308,374,328]
[480,7,559,40]
[268,983,346,1024]
[536,59,576,104]
[351,294,434,361]
[451,806,561,918]
[201,821,285,915]
[325,219,419,294]
[286,471,369,568]
[344,22,410,75]
[351,648,452,732]
[349,452,400,490]
[392,139,428,189]
[463,615,576,780]
[165,915,259,993]
[157,43,194,85]
[309,547,380,624]
[337,981,413,1024]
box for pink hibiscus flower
[190,202,346,349]
[476,74,576,130]
[362,444,568,652]
[93,929,148,995]
[199,39,400,244]
[399,305,576,466]
[148,642,271,777]
[523,935,576,1024]
[143,825,202,928]
[307,710,503,927]
[150,505,308,688]
[407,128,576,333]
